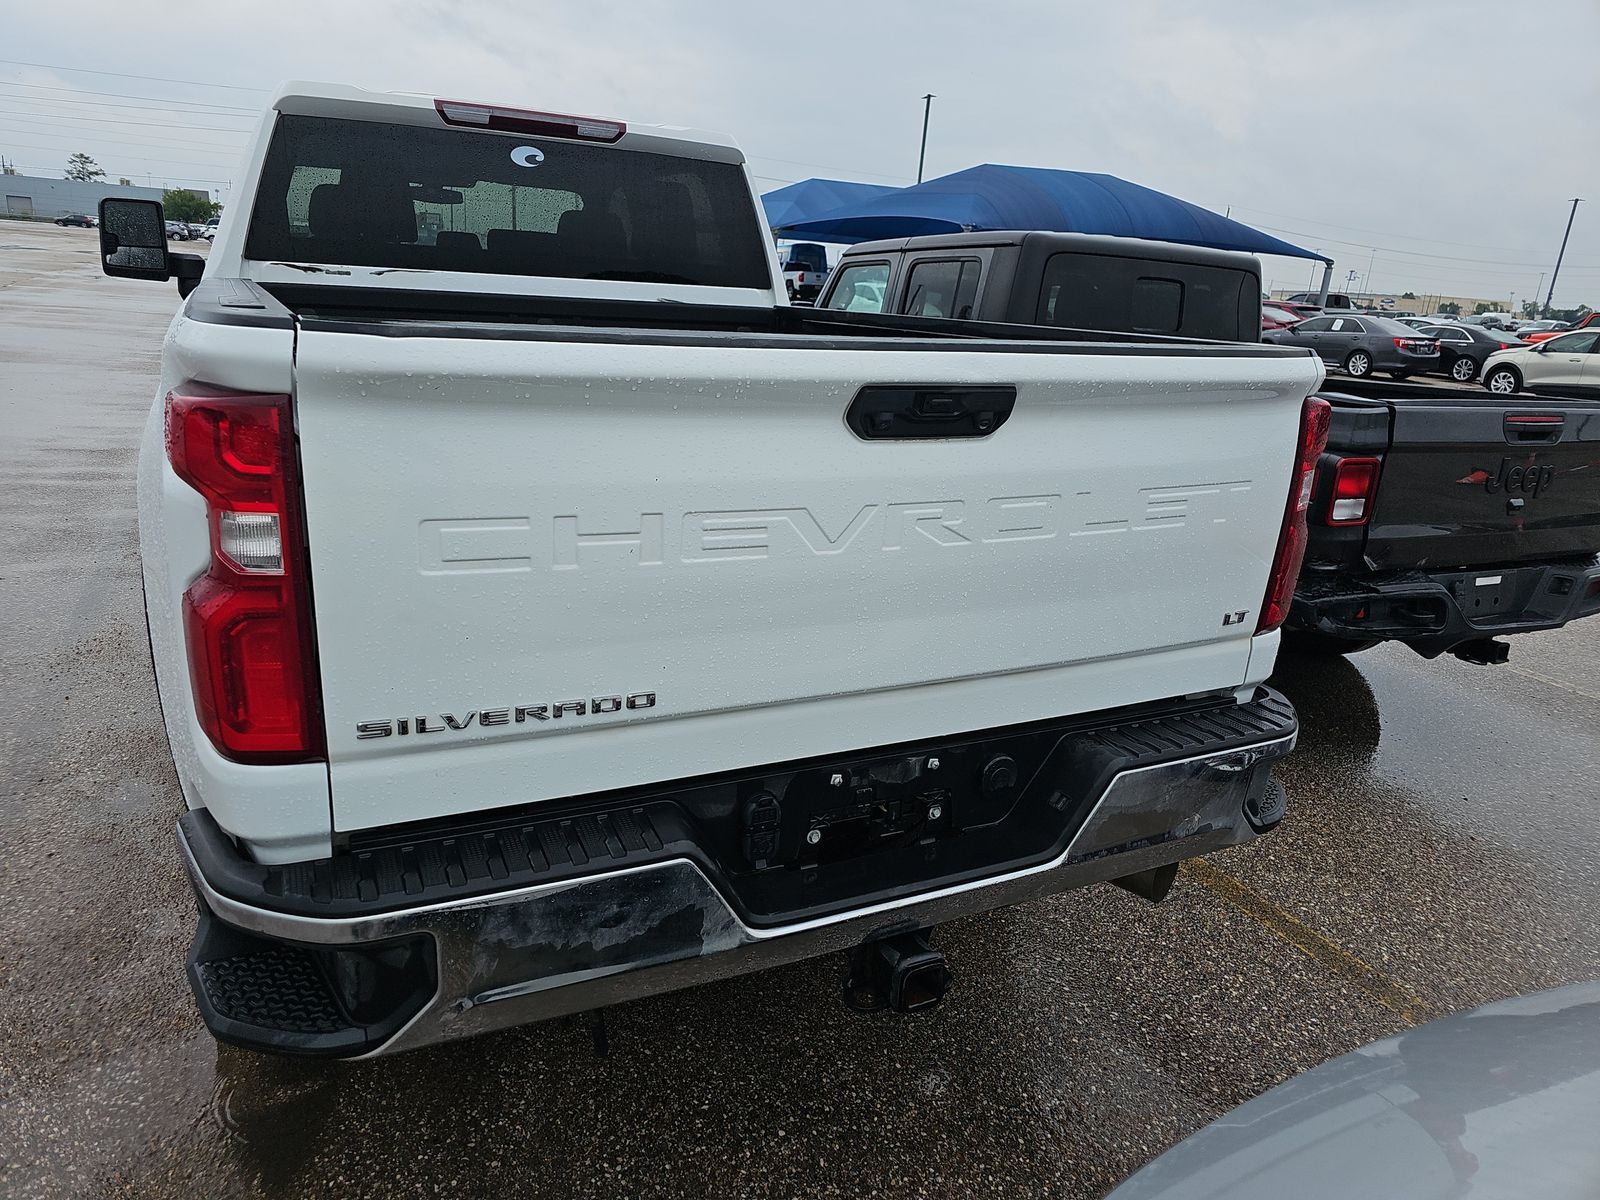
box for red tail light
[434,99,626,142]
[166,389,323,763]
[1326,456,1381,525]
[1257,397,1331,635]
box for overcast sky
[6,0,1598,306]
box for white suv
[1482,329,1600,395]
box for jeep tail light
[1327,456,1381,525]
[1257,397,1331,635]
[434,99,626,142]
[166,389,323,763]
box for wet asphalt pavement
[2,222,1598,1199]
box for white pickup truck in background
[97,82,1325,1058]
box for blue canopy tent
[777,164,1334,299]
[760,177,902,232]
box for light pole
[1543,197,1583,317]
[916,93,935,184]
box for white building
[1,173,178,220]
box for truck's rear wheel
[1282,630,1380,657]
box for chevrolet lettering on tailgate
[418,482,1257,573]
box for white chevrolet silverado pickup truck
[98,82,1326,1058]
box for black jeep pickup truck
[1290,379,1600,662]
[819,232,1600,663]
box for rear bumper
[1292,558,1600,656]
[1377,352,1439,372]
[180,690,1297,1058]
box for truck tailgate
[293,327,1320,832]
[1364,398,1600,569]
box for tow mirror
[98,197,205,297]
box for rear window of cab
[244,114,771,288]
[1036,252,1255,340]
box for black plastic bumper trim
[1292,558,1600,656]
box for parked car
[96,84,1321,1059]
[1516,318,1566,338]
[53,213,96,228]
[782,260,828,302]
[202,216,220,241]
[163,220,191,241]
[1482,328,1600,396]
[1274,300,1323,319]
[1460,311,1517,331]
[1261,301,1304,332]
[1288,374,1600,661]
[1284,291,1356,310]
[1108,982,1600,1200]
[1522,311,1598,344]
[1265,313,1440,379]
[1393,316,1436,331]
[1416,322,1523,382]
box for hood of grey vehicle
[1107,982,1600,1200]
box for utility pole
[916,93,935,185]
[1543,198,1583,317]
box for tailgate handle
[847,385,1017,440]
[1504,413,1564,445]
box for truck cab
[819,231,1263,341]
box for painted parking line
[1184,857,1437,1025]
